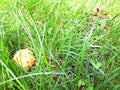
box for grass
[0,0,120,89]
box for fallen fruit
[13,48,35,71]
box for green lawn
[0,0,120,90]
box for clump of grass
[0,0,120,90]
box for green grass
[0,0,120,89]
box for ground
[0,0,120,90]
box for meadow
[0,0,120,90]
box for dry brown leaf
[13,48,35,71]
